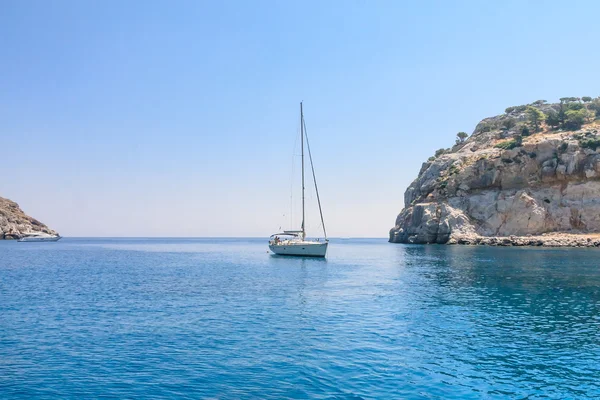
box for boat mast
[303,117,327,240]
[300,102,305,240]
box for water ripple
[1,238,599,398]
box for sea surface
[1,238,599,399]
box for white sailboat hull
[269,241,328,257]
[18,236,61,242]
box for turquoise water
[1,238,599,399]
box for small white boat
[17,233,61,242]
[269,102,328,258]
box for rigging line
[302,118,327,240]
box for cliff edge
[0,197,58,239]
[390,97,600,246]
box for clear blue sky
[2,0,600,237]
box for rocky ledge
[0,196,58,239]
[452,233,600,247]
[390,98,600,247]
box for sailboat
[269,102,328,257]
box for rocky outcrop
[390,101,600,246]
[0,197,58,239]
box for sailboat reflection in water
[269,102,328,258]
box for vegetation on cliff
[390,96,600,246]
[429,96,600,163]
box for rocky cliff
[0,197,58,239]
[390,99,600,246]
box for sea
[1,238,599,399]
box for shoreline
[389,232,600,248]
[447,233,600,248]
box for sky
[2,0,600,238]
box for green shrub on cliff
[585,109,595,123]
[515,135,523,146]
[567,102,584,111]
[564,109,587,130]
[445,97,598,155]
[435,148,447,157]
[541,97,600,130]
[495,138,521,150]
[479,124,491,133]
[579,137,600,150]
[559,142,568,153]
[429,148,449,161]
[526,106,545,132]
[456,132,468,144]
[560,97,580,103]
[588,99,600,118]
[477,122,495,133]
[501,118,516,130]
[546,110,561,129]
[505,105,527,114]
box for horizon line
[52,236,390,239]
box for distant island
[390,96,600,247]
[0,197,58,239]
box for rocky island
[0,197,59,239]
[390,97,600,247]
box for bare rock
[0,197,58,239]
[390,102,600,247]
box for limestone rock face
[390,104,600,245]
[0,197,58,239]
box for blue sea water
[1,238,599,399]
